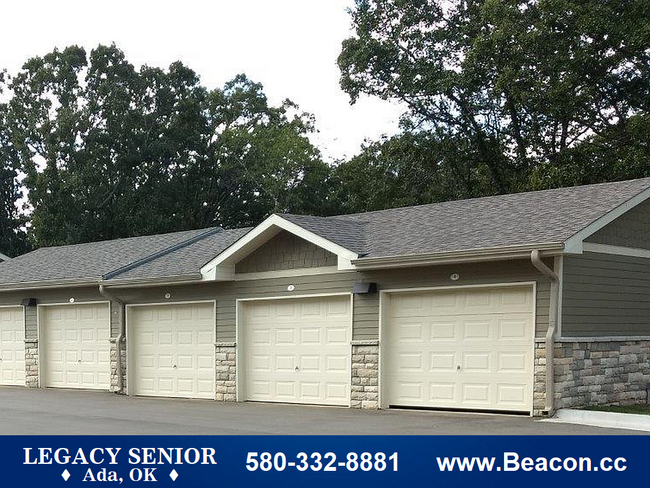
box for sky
[0,0,404,162]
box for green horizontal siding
[0,259,552,343]
[562,252,650,336]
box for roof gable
[200,214,360,281]
[235,231,338,274]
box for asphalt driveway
[0,387,644,435]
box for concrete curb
[544,408,650,432]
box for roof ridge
[329,177,650,220]
[102,228,222,280]
[278,213,369,224]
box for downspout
[530,250,559,416]
[99,285,125,394]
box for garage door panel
[430,352,454,371]
[41,304,110,390]
[325,355,347,372]
[431,382,455,401]
[463,320,491,339]
[0,307,25,386]
[300,382,320,399]
[387,286,534,412]
[325,382,348,401]
[326,327,348,344]
[498,384,527,404]
[462,383,490,403]
[244,296,351,406]
[130,302,215,399]
[498,351,529,372]
[430,322,454,340]
[498,318,530,339]
[463,352,491,371]
[300,328,320,344]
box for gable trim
[200,214,359,280]
[582,243,650,259]
[563,186,650,254]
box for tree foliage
[0,71,29,257]
[1,45,334,247]
[337,0,650,204]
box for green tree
[0,72,28,257]
[2,45,334,247]
[337,0,650,205]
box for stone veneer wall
[109,339,126,393]
[25,340,39,387]
[109,301,126,393]
[351,341,379,409]
[216,343,237,401]
[534,340,650,414]
[24,304,39,387]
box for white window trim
[200,214,359,281]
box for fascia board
[352,243,564,269]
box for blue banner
[3,436,646,487]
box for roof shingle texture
[283,178,650,259]
[106,228,251,281]
[1,177,649,286]
[0,228,217,285]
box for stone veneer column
[24,304,39,388]
[109,339,126,393]
[216,342,237,401]
[108,300,126,394]
[533,341,548,416]
[351,340,379,409]
[24,340,39,387]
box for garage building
[1,178,650,415]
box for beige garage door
[386,285,534,412]
[0,306,25,386]
[129,302,215,399]
[242,295,351,406]
[40,303,110,390]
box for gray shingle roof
[277,214,367,255]
[1,177,649,287]
[0,228,220,286]
[286,177,650,259]
[105,228,251,281]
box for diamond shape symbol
[169,469,179,481]
[61,469,71,481]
